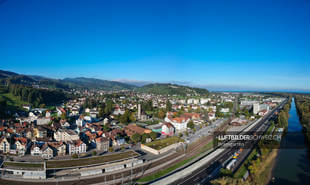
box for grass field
[137,156,195,182]
[145,136,184,150]
[0,92,28,107]
[46,151,139,169]
[199,140,214,153]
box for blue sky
[0,0,310,91]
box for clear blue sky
[0,0,310,91]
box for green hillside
[136,83,209,96]
[62,77,136,90]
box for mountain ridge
[0,69,209,94]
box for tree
[195,106,201,113]
[108,147,114,152]
[166,100,172,111]
[98,103,106,118]
[131,133,141,143]
[129,112,136,122]
[180,106,185,112]
[0,97,7,119]
[187,120,195,129]
[179,133,183,137]
[158,109,166,119]
[188,106,192,113]
[61,113,67,120]
[244,109,250,118]
[120,109,131,124]
[142,100,153,112]
[185,131,189,136]
[104,100,114,115]
[141,133,150,144]
[177,110,183,117]
[150,132,157,140]
[216,107,224,117]
[92,151,97,156]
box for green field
[137,156,195,182]
[0,92,28,107]
[145,136,184,150]
[46,151,139,169]
[198,140,214,153]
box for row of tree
[131,132,158,144]
[276,97,291,128]
[0,96,7,118]
[295,95,310,141]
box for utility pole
[131,153,134,184]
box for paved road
[186,119,226,144]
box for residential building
[36,117,50,125]
[67,140,87,155]
[200,98,210,105]
[124,124,152,137]
[0,137,10,153]
[48,141,66,156]
[33,127,47,139]
[161,122,175,136]
[208,112,216,120]
[220,108,230,113]
[54,129,79,142]
[13,137,28,156]
[95,137,109,151]
[41,144,54,159]
[164,116,189,131]
[31,143,43,157]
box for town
[0,80,286,182]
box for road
[153,98,288,185]
[186,119,226,144]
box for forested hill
[62,77,136,90]
[0,70,136,90]
[136,83,209,96]
[5,84,68,107]
[0,69,19,78]
[0,69,210,95]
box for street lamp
[131,152,134,184]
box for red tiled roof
[95,137,109,143]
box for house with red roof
[0,136,10,154]
[67,139,87,155]
[161,122,175,136]
[48,141,66,156]
[95,137,109,152]
[164,116,190,132]
[13,137,28,156]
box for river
[270,98,310,184]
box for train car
[226,159,237,170]
[232,148,243,159]
[125,159,143,168]
[104,164,125,173]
